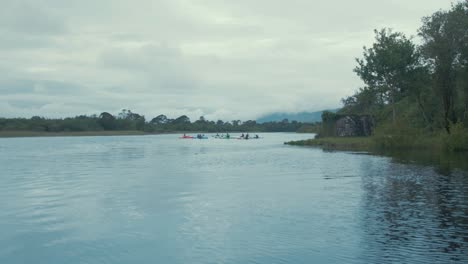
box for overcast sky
[0,0,454,121]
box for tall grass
[443,123,468,151]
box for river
[0,133,467,263]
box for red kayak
[179,135,193,139]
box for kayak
[179,135,208,139]
[213,136,232,139]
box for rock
[335,115,373,137]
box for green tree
[419,1,468,132]
[173,115,190,124]
[341,86,383,115]
[151,114,168,124]
[98,112,116,130]
[355,28,419,123]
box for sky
[0,0,455,121]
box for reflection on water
[382,149,468,176]
[0,133,467,264]
[359,160,468,262]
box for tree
[341,86,383,115]
[419,1,468,132]
[98,112,116,130]
[452,1,468,126]
[231,120,241,127]
[355,28,419,123]
[173,115,190,124]
[118,109,131,119]
[151,114,168,124]
[405,64,436,129]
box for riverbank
[0,130,152,138]
[284,136,447,151]
[285,137,374,151]
[0,130,276,138]
[285,136,468,172]
[284,134,467,152]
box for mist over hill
[256,109,338,123]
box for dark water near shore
[0,133,467,263]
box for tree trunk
[439,67,454,133]
[391,90,396,124]
[443,93,451,133]
[416,94,432,131]
[464,101,468,123]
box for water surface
[0,133,467,263]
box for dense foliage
[339,1,468,150]
[0,109,319,133]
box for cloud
[0,0,455,120]
[0,1,67,35]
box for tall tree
[354,28,419,123]
[405,65,435,129]
[455,1,468,124]
[98,112,116,130]
[151,114,168,124]
[173,115,190,124]
[341,86,383,115]
[419,1,468,132]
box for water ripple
[0,133,467,263]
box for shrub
[444,122,468,151]
[372,120,427,149]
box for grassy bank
[284,136,445,152]
[0,130,151,138]
[285,137,374,151]
[285,131,468,152]
[286,135,468,173]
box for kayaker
[241,133,244,138]
[255,134,259,139]
[245,133,249,139]
[226,133,230,139]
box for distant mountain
[256,109,339,123]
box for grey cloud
[0,33,59,50]
[0,0,455,120]
[99,44,182,71]
[0,1,67,52]
[0,1,67,35]
[0,80,85,95]
[8,100,48,109]
[99,43,200,93]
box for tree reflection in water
[358,155,468,263]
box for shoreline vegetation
[0,130,151,138]
[285,136,468,173]
[0,110,320,138]
[285,137,374,151]
[0,130,312,138]
[285,124,468,152]
[288,2,468,156]
[285,135,445,152]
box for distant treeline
[320,2,468,151]
[0,109,320,133]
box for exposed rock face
[335,115,373,137]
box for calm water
[0,133,467,264]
